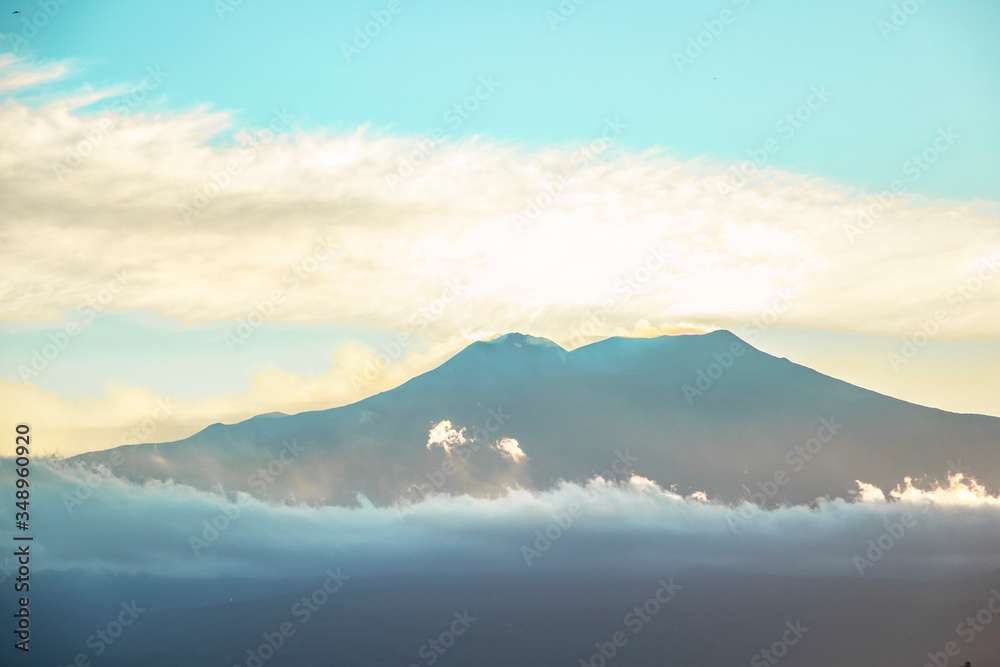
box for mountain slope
[71,331,1000,505]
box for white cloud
[0,54,997,347]
[14,460,1000,581]
[0,54,67,90]
[0,336,470,457]
[492,437,528,463]
[427,419,467,454]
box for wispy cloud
[0,54,68,90]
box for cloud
[427,419,467,454]
[0,333,476,457]
[0,54,68,90]
[492,437,528,463]
[10,460,1000,583]
[1,53,998,347]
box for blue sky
[7,0,999,201]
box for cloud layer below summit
[11,459,1000,583]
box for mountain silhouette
[70,331,1000,506]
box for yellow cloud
[0,336,473,457]
[0,56,997,343]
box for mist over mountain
[71,331,1000,507]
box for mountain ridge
[69,330,1000,506]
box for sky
[1,0,999,456]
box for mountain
[70,331,1000,506]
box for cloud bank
[10,460,1000,583]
